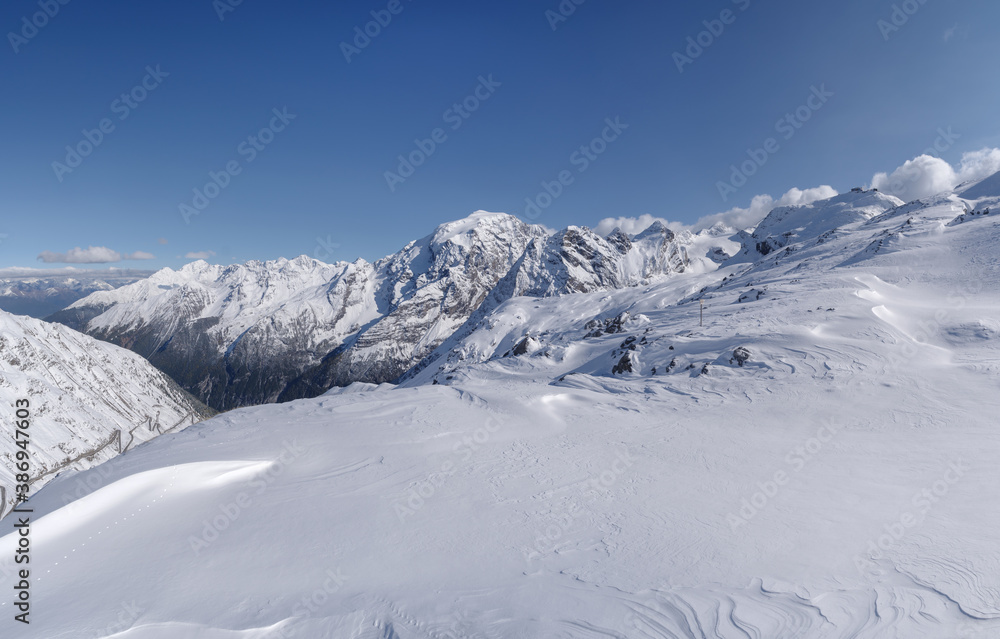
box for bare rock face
[55,214,546,410]
[279,214,547,401]
[732,347,752,367]
[585,312,632,338]
[509,336,540,357]
[51,213,695,411]
[612,352,636,375]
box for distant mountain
[407,175,997,386]
[49,212,709,410]
[0,309,212,520]
[14,173,1000,638]
[0,268,153,318]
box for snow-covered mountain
[52,212,703,410]
[7,174,1000,637]
[0,309,212,521]
[0,268,152,318]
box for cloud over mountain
[871,148,1000,202]
[37,246,155,263]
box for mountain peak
[632,220,674,242]
[430,211,523,248]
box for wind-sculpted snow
[6,172,1000,636]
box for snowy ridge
[55,212,705,410]
[5,174,1000,636]
[0,309,211,520]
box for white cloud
[36,246,156,264]
[594,146,1000,241]
[870,155,955,203]
[956,148,1000,184]
[594,185,838,237]
[870,148,1000,202]
[38,246,123,264]
[692,186,838,232]
[184,251,216,260]
[943,25,958,42]
[0,266,156,278]
[594,214,670,236]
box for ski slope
[3,181,1000,637]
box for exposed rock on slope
[0,309,211,519]
[53,212,698,410]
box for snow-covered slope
[48,256,358,410]
[6,178,1000,637]
[736,189,905,259]
[53,212,702,410]
[0,309,211,521]
[276,213,548,400]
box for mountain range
[0,309,212,520]
[50,212,729,410]
[0,269,152,318]
[7,171,1000,637]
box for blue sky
[1,0,998,269]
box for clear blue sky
[1,0,998,269]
